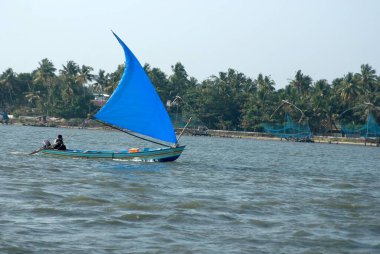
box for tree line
[1,58,379,133]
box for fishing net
[167,96,208,132]
[169,112,204,129]
[262,114,312,140]
[340,114,380,138]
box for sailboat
[37,32,186,162]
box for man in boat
[52,134,66,150]
[43,140,51,149]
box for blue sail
[94,32,177,145]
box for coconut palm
[25,91,41,108]
[60,60,79,78]
[255,73,275,102]
[33,58,56,114]
[289,70,312,96]
[337,72,362,105]
[310,79,333,133]
[59,61,82,110]
[76,65,94,99]
[105,64,124,94]
[76,65,94,86]
[93,69,107,95]
[0,68,17,107]
[168,62,190,99]
[256,74,275,92]
[357,64,377,92]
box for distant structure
[262,100,313,142]
[262,114,312,141]
[92,94,109,106]
[339,102,380,145]
[341,114,380,139]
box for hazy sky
[1,0,379,88]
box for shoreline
[203,129,380,147]
[4,119,380,147]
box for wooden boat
[40,146,185,162]
[33,32,188,162]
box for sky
[1,0,380,88]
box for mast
[94,118,173,148]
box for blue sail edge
[94,32,177,145]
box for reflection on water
[0,125,379,253]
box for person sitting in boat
[43,140,51,149]
[52,134,66,150]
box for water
[1,125,379,253]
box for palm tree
[255,73,275,102]
[33,58,56,115]
[169,62,189,98]
[356,64,377,100]
[59,61,81,110]
[25,91,41,109]
[105,64,124,94]
[60,60,79,78]
[337,72,362,105]
[357,64,377,93]
[257,74,275,92]
[93,69,110,105]
[289,70,312,95]
[17,72,34,106]
[76,65,94,86]
[310,79,332,133]
[0,68,17,107]
[76,65,94,99]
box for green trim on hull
[39,146,185,162]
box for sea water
[0,125,379,253]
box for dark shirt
[53,138,66,150]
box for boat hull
[39,146,185,162]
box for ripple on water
[63,195,110,206]
[176,200,205,209]
[20,189,64,200]
[330,182,357,189]
[116,202,163,212]
[292,230,314,237]
[248,218,282,229]
[82,218,126,227]
[1,126,380,253]
[1,245,33,254]
[118,213,161,221]
[31,207,78,217]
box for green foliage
[1,59,380,133]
